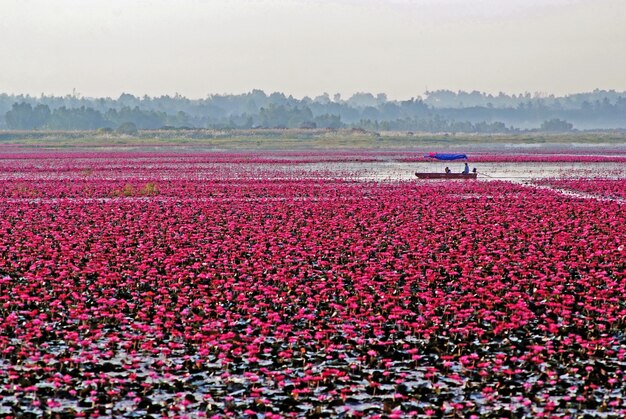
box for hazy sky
[1,0,625,99]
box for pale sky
[1,0,625,99]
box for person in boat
[472,168,477,174]
[462,162,470,174]
[445,167,451,174]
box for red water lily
[0,150,624,417]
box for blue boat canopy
[424,153,468,161]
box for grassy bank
[0,129,625,150]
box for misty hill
[1,89,625,133]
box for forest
[1,89,625,133]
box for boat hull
[415,173,478,179]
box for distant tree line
[1,89,625,132]
[3,103,189,131]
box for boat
[418,152,477,179]
[415,172,477,179]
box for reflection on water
[302,162,626,182]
